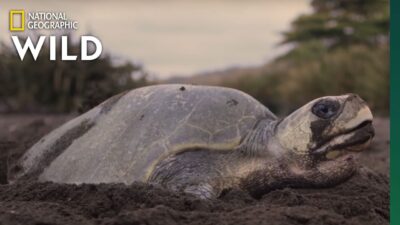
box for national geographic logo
[9,10,78,31]
[9,10,25,31]
[8,9,102,61]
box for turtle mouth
[312,120,374,160]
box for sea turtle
[9,84,374,199]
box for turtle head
[275,94,374,166]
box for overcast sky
[1,0,311,79]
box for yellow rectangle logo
[9,10,25,31]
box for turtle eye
[312,99,340,119]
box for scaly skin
[149,142,357,199]
[240,155,357,198]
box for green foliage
[0,36,148,113]
[227,44,388,115]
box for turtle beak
[341,105,373,131]
[311,105,374,160]
[312,121,374,155]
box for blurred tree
[222,0,389,115]
[0,35,149,113]
[283,0,389,48]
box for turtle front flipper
[147,148,228,199]
[239,156,357,198]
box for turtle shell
[12,85,276,184]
